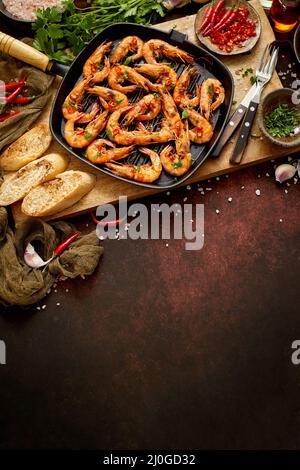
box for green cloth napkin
[0,53,54,151]
[0,207,103,307]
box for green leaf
[181,109,189,119]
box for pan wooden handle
[0,32,51,72]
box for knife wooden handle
[0,32,51,72]
[230,101,259,165]
[210,104,248,158]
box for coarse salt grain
[255,189,261,196]
[228,197,233,202]
[3,0,64,21]
[216,209,220,214]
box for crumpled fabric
[0,51,55,151]
[0,208,103,307]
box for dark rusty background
[0,7,300,450]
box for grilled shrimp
[62,78,100,123]
[161,90,183,137]
[87,86,128,110]
[108,65,155,93]
[160,120,191,177]
[83,41,113,83]
[143,39,193,64]
[173,66,201,110]
[106,106,173,146]
[64,110,109,148]
[106,147,162,183]
[200,78,225,120]
[111,36,144,65]
[122,94,161,126]
[183,109,213,144]
[86,138,135,164]
[134,64,178,90]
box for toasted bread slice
[0,123,52,171]
[21,170,96,217]
[0,153,68,206]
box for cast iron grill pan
[50,23,234,189]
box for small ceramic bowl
[0,1,32,36]
[258,88,300,148]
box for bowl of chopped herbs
[259,88,300,148]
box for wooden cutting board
[12,0,300,223]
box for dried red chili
[54,233,79,256]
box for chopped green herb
[106,129,113,138]
[124,56,133,66]
[115,98,124,104]
[250,75,257,85]
[136,164,141,172]
[208,83,214,97]
[63,101,76,108]
[181,109,189,119]
[98,61,103,71]
[264,104,300,138]
[242,68,253,78]
[122,71,129,80]
[232,100,237,106]
[85,132,92,141]
[173,160,183,169]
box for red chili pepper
[14,96,35,105]
[90,212,126,227]
[108,99,116,109]
[210,0,224,32]
[214,9,237,32]
[54,233,79,256]
[0,110,20,122]
[199,6,214,32]
[0,77,26,92]
[6,82,25,104]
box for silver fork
[230,44,279,164]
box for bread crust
[0,153,68,206]
[21,170,96,217]
[0,123,52,171]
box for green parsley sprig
[32,0,167,64]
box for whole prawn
[143,39,194,64]
[134,64,178,90]
[184,109,213,144]
[106,147,162,183]
[106,106,173,146]
[64,110,109,148]
[200,78,225,120]
[108,65,156,93]
[86,139,135,164]
[83,41,113,83]
[111,36,144,65]
[160,120,192,177]
[87,86,128,111]
[62,78,99,123]
[121,94,161,126]
[173,66,201,110]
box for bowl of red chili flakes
[195,0,261,56]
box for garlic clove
[275,164,297,183]
[24,243,50,269]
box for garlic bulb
[275,164,297,183]
[162,0,191,9]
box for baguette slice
[0,153,68,206]
[22,170,96,217]
[0,123,52,171]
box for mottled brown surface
[0,159,300,449]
